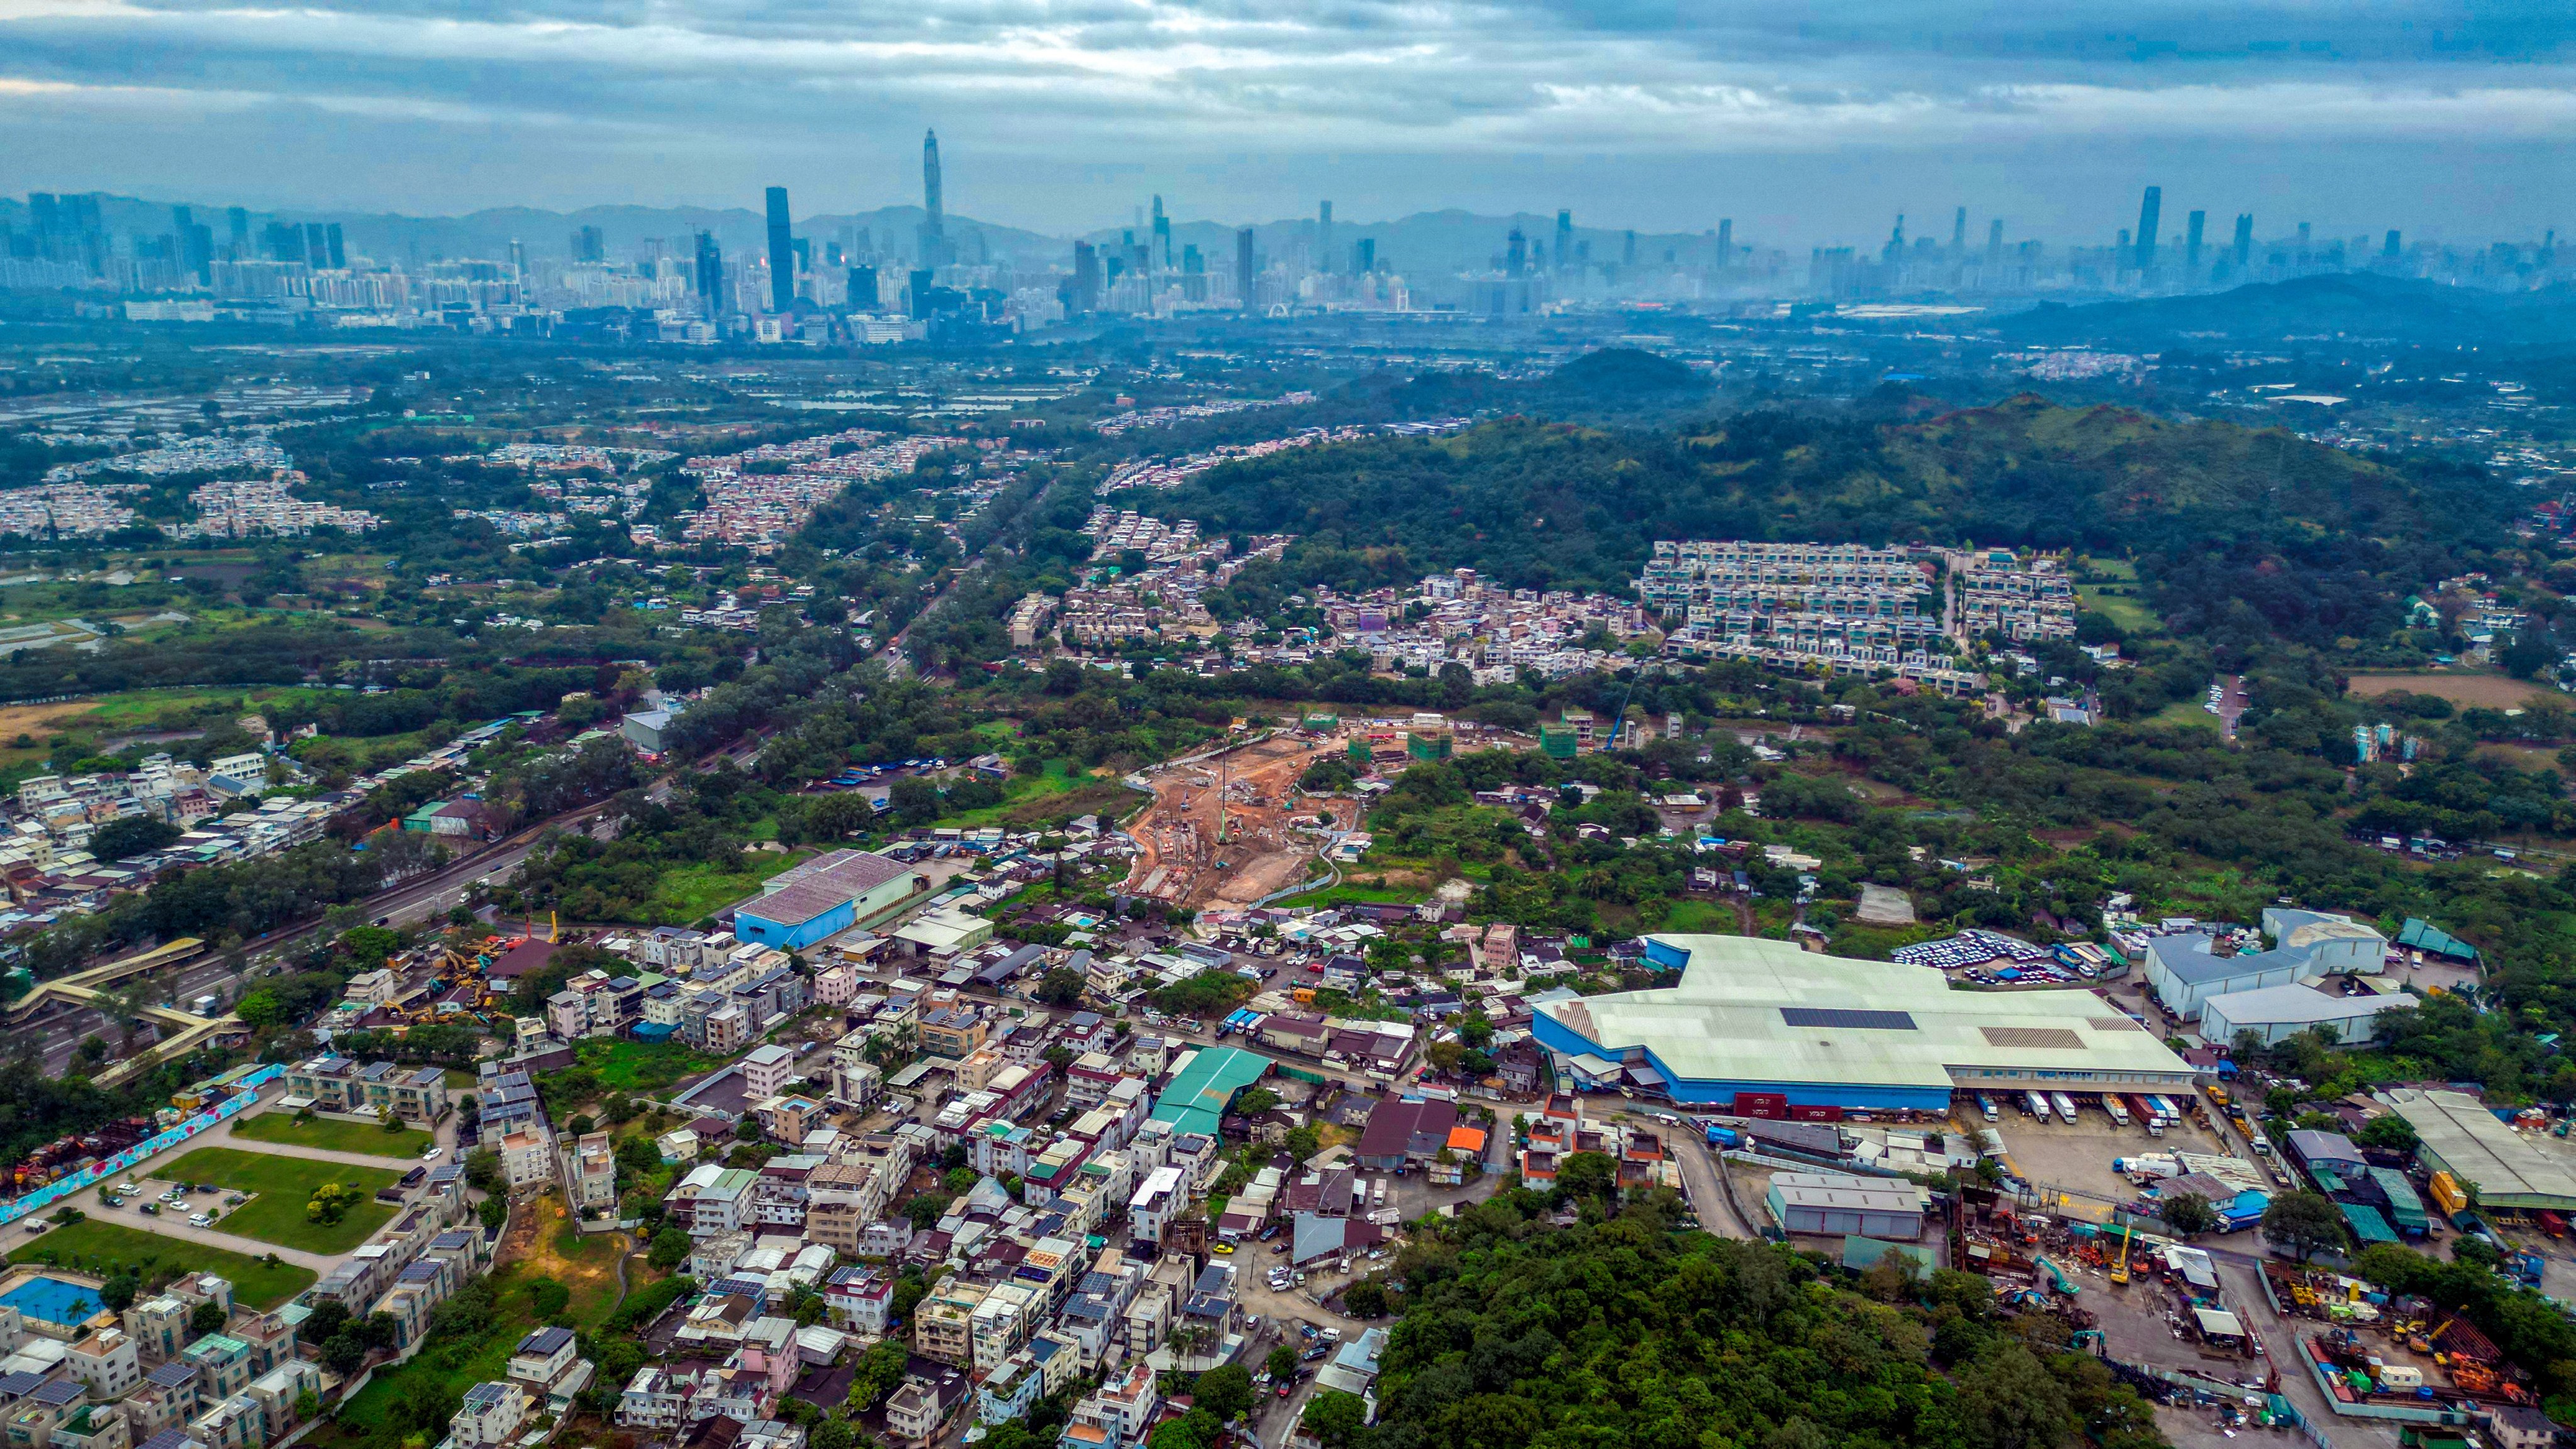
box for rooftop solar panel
[1780,1007,1917,1031]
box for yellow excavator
[2108,1224,2133,1286]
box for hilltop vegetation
[1135,397,2511,650]
[1353,1183,2165,1449]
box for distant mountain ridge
[1997,273,2576,347]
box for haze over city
[4,0,2576,244]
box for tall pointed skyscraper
[1318,201,1333,275]
[764,186,795,313]
[1152,196,1171,272]
[920,131,947,267]
[2134,185,2161,272]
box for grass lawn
[939,759,1138,830]
[644,850,810,924]
[9,1219,315,1308]
[228,1112,434,1158]
[1657,899,1742,934]
[443,1068,478,1089]
[572,1038,724,1093]
[157,1147,401,1255]
[2144,698,2222,731]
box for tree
[321,1328,368,1376]
[98,1275,138,1314]
[2262,1191,2351,1262]
[527,1277,571,1322]
[1554,1150,1618,1205]
[2355,1114,2419,1152]
[2158,1193,2219,1237]
[1953,1343,2072,1449]
[478,1196,508,1233]
[889,776,940,825]
[306,1181,364,1224]
[1266,1344,1298,1380]
[1034,967,1087,1007]
[463,1148,503,1193]
[649,1226,693,1271]
[1341,1280,1388,1317]
[1193,1364,1252,1422]
[1300,1391,1368,1449]
[293,1390,320,1423]
[91,816,180,861]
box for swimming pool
[0,1275,103,1326]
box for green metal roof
[2397,919,2478,963]
[1149,1046,1273,1138]
[2339,1201,2397,1244]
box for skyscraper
[2185,211,2206,271]
[1071,241,1099,315]
[1949,206,1968,260]
[2134,186,2161,272]
[1984,218,2005,271]
[1353,237,1375,274]
[1235,227,1256,311]
[1317,201,1333,275]
[2232,214,2254,268]
[1553,210,1573,274]
[572,224,604,264]
[763,187,795,313]
[225,206,248,259]
[2384,229,2403,259]
[1715,218,1732,269]
[1505,227,1527,277]
[920,131,946,266]
[693,230,724,316]
[1152,196,1170,271]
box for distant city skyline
[3,0,2574,247]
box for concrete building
[1764,1172,1927,1239]
[2200,983,2419,1048]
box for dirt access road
[1125,733,1356,911]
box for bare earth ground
[1125,734,1356,910]
[2346,671,2553,708]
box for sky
[3,0,2575,248]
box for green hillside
[1137,396,2511,647]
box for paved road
[1641,1114,1757,1239]
[57,1206,338,1272]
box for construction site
[1124,730,1359,912]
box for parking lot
[1970,1105,2239,1212]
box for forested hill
[1134,396,2512,644]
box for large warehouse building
[1531,934,2203,1113]
[733,849,923,950]
[2380,1087,2576,1214]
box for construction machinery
[2107,1224,2132,1286]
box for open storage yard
[152,1146,402,1253]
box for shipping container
[2023,1092,2050,1119]
[2049,1092,2080,1124]
[2427,1172,2468,1216]
[2103,1097,2132,1126]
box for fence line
[0,1065,283,1228]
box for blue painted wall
[736,897,856,950]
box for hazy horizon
[5,0,2575,249]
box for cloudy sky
[3,0,2573,246]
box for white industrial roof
[1770,1172,1922,1214]
[2380,1087,2576,1209]
[2203,983,2419,1027]
[1539,934,2196,1091]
